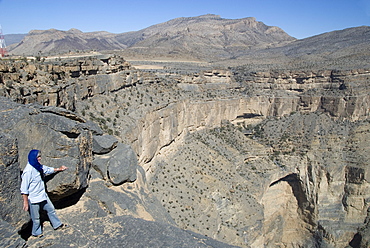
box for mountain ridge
[4,14,370,69]
[7,14,295,58]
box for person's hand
[23,201,29,211]
[59,166,68,171]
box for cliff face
[144,115,370,247]
[1,56,369,247]
[2,57,369,162]
[113,66,370,247]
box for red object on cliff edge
[0,25,7,57]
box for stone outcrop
[237,68,370,120]
[2,56,369,124]
[0,54,134,111]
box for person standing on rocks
[20,149,68,238]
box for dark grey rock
[26,215,240,248]
[92,134,118,154]
[0,220,26,248]
[0,97,33,131]
[0,132,29,226]
[0,98,94,200]
[10,110,93,199]
[107,143,138,185]
[92,141,137,182]
[92,154,109,180]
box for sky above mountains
[0,0,369,39]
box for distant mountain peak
[68,28,83,34]
[28,29,60,35]
[193,14,221,18]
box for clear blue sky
[0,0,369,39]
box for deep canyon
[0,54,369,247]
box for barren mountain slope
[7,14,369,69]
[116,14,295,60]
[8,14,295,59]
[10,28,127,55]
[215,25,370,69]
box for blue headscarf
[28,149,43,173]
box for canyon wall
[2,57,369,163]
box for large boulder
[0,97,102,201]
[93,143,138,185]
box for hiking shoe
[54,224,68,230]
[31,234,44,239]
